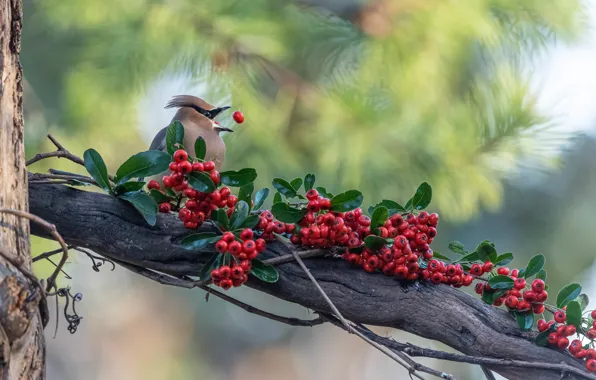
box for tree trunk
[0,0,45,378]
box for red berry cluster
[257,210,295,241]
[210,229,267,289]
[475,272,548,314]
[341,211,443,282]
[536,310,596,372]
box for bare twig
[263,249,328,266]
[26,134,85,167]
[33,247,70,263]
[0,208,69,291]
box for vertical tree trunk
[0,0,45,378]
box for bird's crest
[165,95,215,111]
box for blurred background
[21,0,596,378]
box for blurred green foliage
[22,0,585,220]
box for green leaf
[475,241,498,263]
[518,268,526,278]
[370,206,388,231]
[316,186,333,199]
[494,252,514,266]
[524,254,545,279]
[272,178,298,198]
[566,301,582,328]
[364,235,387,251]
[369,200,407,216]
[149,189,172,204]
[180,232,220,250]
[330,190,363,212]
[230,201,250,231]
[113,181,146,195]
[238,183,254,209]
[290,178,303,191]
[578,294,590,311]
[516,312,534,331]
[404,182,432,210]
[221,168,258,187]
[240,214,260,229]
[448,241,467,255]
[254,188,269,210]
[456,251,479,263]
[557,283,582,308]
[211,208,230,231]
[304,174,315,191]
[195,136,207,160]
[431,251,452,262]
[118,191,158,226]
[115,151,172,184]
[481,289,506,305]
[83,149,112,192]
[487,275,515,290]
[536,269,547,282]
[271,202,308,223]
[166,120,185,155]
[273,192,282,204]
[250,259,279,283]
[535,330,552,347]
[198,253,220,281]
[188,172,216,193]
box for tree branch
[28,183,593,380]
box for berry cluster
[257,210,295,241]
[475,274,548,314]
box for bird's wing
[149,126,168,151]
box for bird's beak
[209,106,231,119]
[215,126,234,134]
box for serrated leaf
[118,191,158,226]
[431,251,452,262]
[198,253,220,281]
[250,259,279,283]
[316,186,332,199]
[149,189,172,204]
[370,206,388,230]
[254,188,269,210]
[524,254,545,279]
[272,178,297,198]
[475,241,498,263]
[188,172,216,193]
[488,275,515,290]
[578,294,589,311]
[271,202,308,223]
[181,232,220,250]
[536,269,547,282]
[238,183,254,209]
[211,208,230,230]
[304,174,315,191]
[516,312,534,331]
[166,120,185,155]
[331,190,363,212]
[404,182,432,210]
[83,149,112,192]
[113,181,146,195]
[494,252,514,266]
[290,178,303,191]
[364,235,387,251]
[221,168,257,187]
[115,151,172,184]
[448,241,466,255]
[230,201,250,231]
[195,136,206,160]
[557,283,582,308]
[566,301,582,328]
[240,214,260,229]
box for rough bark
[0,0,45,378]
[29,183,590,380]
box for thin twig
[263,249,328,266]
[33,247,70,263]
[26,134,85,167]
[0,208,69,291]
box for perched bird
[149,95,233,169]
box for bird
[146,95,232,186]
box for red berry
[184,221,198,229]
[231,266,244,279]
[557,337,569,349]
[482,261,493,273]
[532,304,545,314]
[537,319,548,332]
[547,332,558,345]
[496,267,510,275]
[178,208,192,221]
[531,279,545,293]
[210,268,221,280]
[210,170,220,185]
[358,215,371,227]
[227,195,238,208]
[147,180,160,190]
[178,160,192,174]
[554,311,566,323]
[228,241,242,255]
[517,300,531,311]
[173,149,188,163]
[430,272,443,284]
[474,282,484,294]
[169,162,179,172]
[510,269,519,277]
[513,278,526,290]
[504,296,518,309]
[564,325,576,337]
[220,279,233,290]
[215,240,228,253]
[588,349,596,360]
[470,264,483,276]
[307,200,320,212]
[306,189,318,200]
[587,359,596,373]
[219,266,231,279]
[243,240,256,252]
[222,232,235,243]
[462,275,473,286]
[162,176,173,188]
[592,310,596,319]
[240,228,254,241]
[203,161,215,171]
[233,111,244,123]
[158,202,171,213]
[523,290,536,303]
[587,328,596,340]
[192,162,204,172]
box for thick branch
[28,184,591,380]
